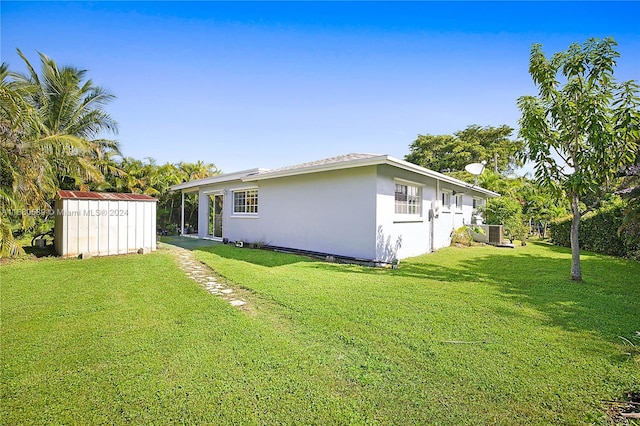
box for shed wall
[55,198,156,258]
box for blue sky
[2,1,639,174]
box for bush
[550,202,640,260]
[482,197,527,245]
[451,226,485,246]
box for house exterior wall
[375,165,432,262]
[374,165,489,261]
[214,167,379,260]
[55,198,156,258]
[188,161,491,263]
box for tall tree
[405,124,524,175]
[1,51,120,256]
[518,37,640,281]
[0,62,38,256]
[12,49,120,191]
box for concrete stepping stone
[165,243,249,310]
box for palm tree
[1,62,36,255]
[1,51,120,256]
[11,49,120,192]
[179,160,219,181]
[178,161,219,228]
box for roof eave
[384,157,500,197]
[173,155,499,198]
[170,168,267,191]
[241,155,388,182]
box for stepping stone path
[167,245,248,309]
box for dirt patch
[605,392,640,424]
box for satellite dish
[465,161,487,176]
[464,161,487,185]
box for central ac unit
[487,225,503,245]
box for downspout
[432,180,439,252]
[452,190,455,234]
[181,191,185,235]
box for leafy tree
[405,124,524,175]
[481,196,526,244]
[0,62,39,256]
[520,183,569,238]
[477,170,526,197]
[617,164,639,237]
[518,37,640,280]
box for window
[233,189,258,214]
[441,191,452,208]
[472,197,484,210]
[395,183,421,215]
[455,194,463,210]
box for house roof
[263,153,380,174]
[171,153,500,197]
[170,168,267,191]
[57,190,157,202]
[243,153,500,197]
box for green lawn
[2,242,638,425]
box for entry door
[209,194,223,238]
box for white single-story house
[171,153,499,263]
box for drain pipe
[181,191,185,235]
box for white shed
[54,191,157,258]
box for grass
[2,242,639,425]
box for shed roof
[57,190,157,202]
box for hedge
[550,204,640,260]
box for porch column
[181,191,185,235]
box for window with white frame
[441,190,452,209]
[472,197,485,224]
[455,194,463,210]
[472,197,484,210]
[395,183,421,215]
[233,189,258,214]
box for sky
[2,1,639,174]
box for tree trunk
[570,193,582,281]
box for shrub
[551,201,640,260]
[482,197,528,245]
[451,225,484,246]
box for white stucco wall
[375,165,490,259]
[227,167,379,259]
[375,165,432,262]
[191,164,491,262]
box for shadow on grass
[195,244,315,268]
[186,237,639,343]
[479,248,632,340]
[218,240,639,344]
[22,245,57,258]
[420,244,638,343]
[161,236,315,268]
[160,236,222,250]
